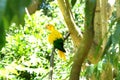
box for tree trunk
[87,0,115,64]
[69,0,96,79]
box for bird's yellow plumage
[58,50,66,61]
[48,30,63,44]
[46,24,66,61]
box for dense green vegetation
[0,0,120,80]
[0,1,74,79]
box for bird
[46,24,66,61]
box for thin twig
[64,32,70,41]
[25,7,32,20]
[49,47,55,80]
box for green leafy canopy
[0,0,31,50]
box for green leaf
[0,21,6,51]
[5,0,31,25]
[0,0,7,50]
[71,0,77,7]
[0,0,31,50]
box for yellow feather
[58,50,66,61]
[47,25,63,44]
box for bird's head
[46,24,55,31]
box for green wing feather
[53,38,66,52]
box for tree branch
[69,0,96,80]
[49,47,55,80]
[87,0,115,64]
[63,32,70,41]
[57,0,82,48]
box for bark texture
[87,0,115,63]
[100,61,113,80]
[57,0,82,49]
[69,0,96,79]
[116,0,120,18]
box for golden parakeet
[46,24,66,61]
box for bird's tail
[58,50,66,61]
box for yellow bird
[46,24,66,61]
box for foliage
[80,10,120,79]
[0,0,31,50]
[0,1,74,79]
[0,0,120,80]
